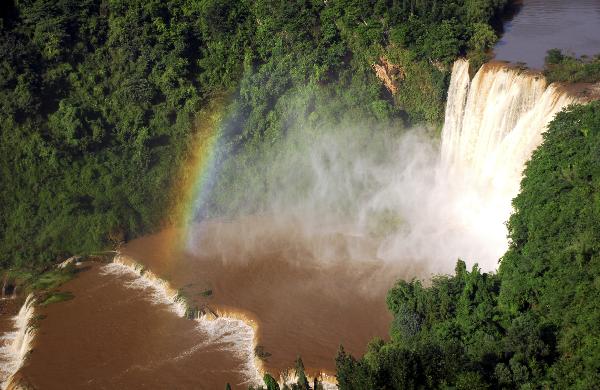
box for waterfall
[0,294,36,389]
[438,59,580,266]
[442,60,578,196]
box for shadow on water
[491,0,524,38]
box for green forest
[0,0,506,269]
[1,0,599,389]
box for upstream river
[494,0,600,68]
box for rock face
[372,57,404,94]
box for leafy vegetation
[334,101,600,389]
[499,101,600,388]
[1,0,216,270]
[201,0,508,216]
[2,266,76,293]
[1,263,78,307]
[39,291,74,306]
[0,0,507,273]
[544,49,600,83]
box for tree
[263,373,280,390]
[294,357,310,390]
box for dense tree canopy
[500,102,600,388]
[1,0,211,267]
[544,49,600,84]
[0,0,507,269]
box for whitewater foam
[96,59,587,387]
[102,258,187,317]
[103,255,264,387]
[277,371,338,390]
[0,294,36,389]
[433,59,581,269]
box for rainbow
[169,97,228,247]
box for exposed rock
[57,256,81,269]
[200,306,218,321]
[429,59,446,72]
[372,57,405,94]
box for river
[15,217,412,388]
[494,0,600,68]
[18,262,248,389]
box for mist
[186,120,507,277]
[185,58,582,278]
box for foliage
[0,0,508,271]
[337,260,501,388]
[4,2,596,390]
[26,268,76,292]
[0,0,225,269]
[336,102,600,389]
[544,49,600,83]
[39,290,74,306]
[2,265,76,293]
[500,101,600,388]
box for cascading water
[103,255,264,386]
[442,59,579,193]
[0,294,36,389]
[438,59,580,268]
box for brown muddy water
[11,216,420,388]
[120,217,416,380]
[0,297,22,384]
[494,0,600,69]
[18,262,248,389]
[0,299,20,340]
